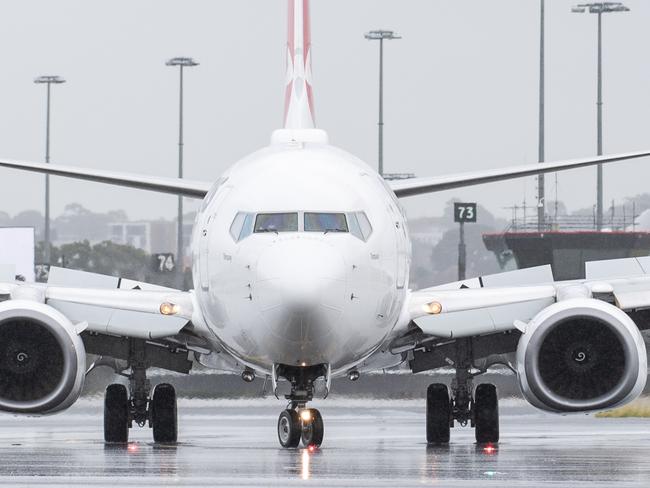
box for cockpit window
[304,213,348,233]
[348,212,373,241]
[254,213,298,233]
[231,211,370,241]
[230,212,255,241]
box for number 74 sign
[152,253,176,273]
[454,203,477,223]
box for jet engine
[0,300,86,414]
[516,298,647,413]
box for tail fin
[283,0,315,129]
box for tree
[12,210,44,239]
[54,203,129,242]
[37,240,191,289]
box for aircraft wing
[0,266,213,342]
[4,150,650,202]
[400,260,650,341]
[0,158,212,198]
[2,280,195,340]
[389,150,650,198]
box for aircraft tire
[426,383,451,444]
[278,409,301,448]
[300,408,324,447]
[104,383,129,443]
[151,383,178,443]
[474,383,499,444]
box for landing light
[300,410,312,422]
[422,301,442,315]
[160,302,179,315]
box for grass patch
[596,397,650,418]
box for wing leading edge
[389,150,650,198]
[3,150,650,201]
[404,260,650,341]
[0,158,212,198]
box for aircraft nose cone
[256,238,347,312]
[254,238,348,364]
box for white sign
[0,227,35,282]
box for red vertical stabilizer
[283,0,315,129]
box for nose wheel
[277,407,324,448]
[300,408,324,447]
[278,409,302,448]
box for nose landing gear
[274,363,328,448]
[277,406,324,448]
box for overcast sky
[1,0,650,223]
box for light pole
[34,75,66,265]
[538,0,546,231]
[572,2,629,230]
[166,57,198,289]
[364,30,401,177]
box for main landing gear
[424,338,499,445]
[274,364,327,448]
[103,340,178,443]
[426,382,499,445]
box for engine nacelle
[0,300,86,414]
[517,298,647,413]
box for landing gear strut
[425,338,499,444]
[274,364,327,448]
[103,339,178,443]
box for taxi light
[300,409,312,422]
[422,301,442,315]
[160,302,179,315]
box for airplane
[1,0,650,449]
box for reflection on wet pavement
[0,399,648,486]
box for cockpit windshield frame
[229,210,372,242]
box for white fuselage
[191,131,411,376]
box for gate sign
[153,253,175,273]
[454,203,477,223]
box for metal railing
[508,212,636,232]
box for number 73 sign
[454,203,477,223]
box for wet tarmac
[0,398,648,487]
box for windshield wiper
[324,228,346,234]
[256,228,279,234]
